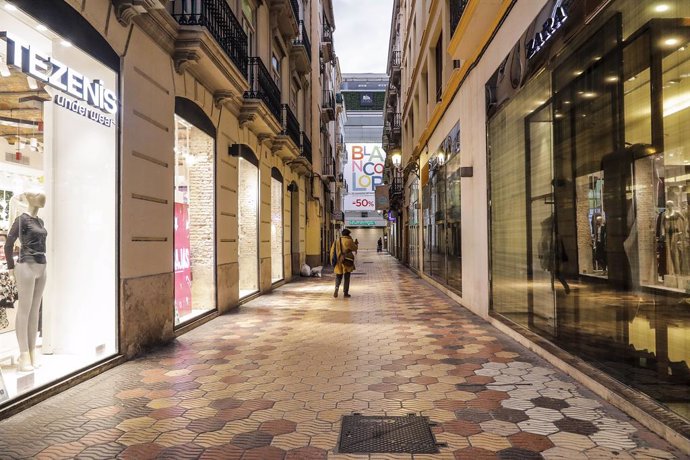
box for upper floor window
[435,34,443,102]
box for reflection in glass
[271,177,284,283]
[489,1,690,422]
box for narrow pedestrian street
[0,252,680,459]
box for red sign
[174,202,192,318]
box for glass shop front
[488,0,690,421]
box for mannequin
[4,190,47,372]
[593,215,607,271]
[662,200,686,276]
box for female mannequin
[663,200,686,276]
[4,190,47,372]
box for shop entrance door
[525,103,558,336]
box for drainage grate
[337,414,441,454]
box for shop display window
[174,115,216,326]
[238,157,259,297]
[0,8,117,403]
[488,0,690,422]
[408,180,419,271]
[271,172,283,283]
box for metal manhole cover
[337,414,441,454]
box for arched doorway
[173,97,217,326]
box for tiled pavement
[0,251,683,459]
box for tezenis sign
[0,32,118,115]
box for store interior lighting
[654,4,670,13]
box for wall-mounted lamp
[391,151,402,168]
[437,152,445,166]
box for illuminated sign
[0,32,118,115]
[526,7,568,59]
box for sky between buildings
[332,0,394,73]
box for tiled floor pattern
[0,251,682,459]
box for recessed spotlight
[60,40,72,47]
[628,76,637,82]
[36,24,47,32]
[573,70,583,76]
[665,38,681,46]
[605,76,619,83]
[655,4,670,12]
[4,3,17,11]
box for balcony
[449,0,504,62]
[270,0,300,38]
[391,50,401,84]
[321,19,335,62]
[389,172,404,210]
[241,57,282,136]
[273,104,301,162]
[321,90,336,122]
[289,131,312,176]
[322,154,336,182]
[168,0,249,91]
[392,113,401,135]
[291,20,311,74]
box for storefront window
[488,0,690,421]
[174,114,215,326]
[421,124,461,291]
[408,180,419,270]
[238,156,259,297]
[271,170,283,283]
[0,8,117,402]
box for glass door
[526,103,558,336]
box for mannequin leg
[14,263,37,353]
[27,264,47,359]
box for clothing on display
[4,214,48,269]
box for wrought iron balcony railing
[292,20,311,61]
[450,0,470,35]
[322,154,335,178]
[323,19,333,43]
[392,50,401,68]
[322,90,335,110]
[289,0,300,25]
[281,104,301,148]
[244,57,282,123]
[392,113,401,132]
[300,131,312,164]
[169,0,248,78]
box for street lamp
[390,149,402,168]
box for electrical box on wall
[460,167,473,178]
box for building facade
[387,0,690,450]
[0,0,340,416]
[341,74,389,250]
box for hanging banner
[174,202,192,318]
[344,143,386,193]
[375,185,390,210]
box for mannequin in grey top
[4,191,47,372]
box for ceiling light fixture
[664,37,681,46]
[655,4,670,12]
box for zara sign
[525,6,569,59]
[0,31,118,115]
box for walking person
[377,237,383,253]
[330,229,358,298]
